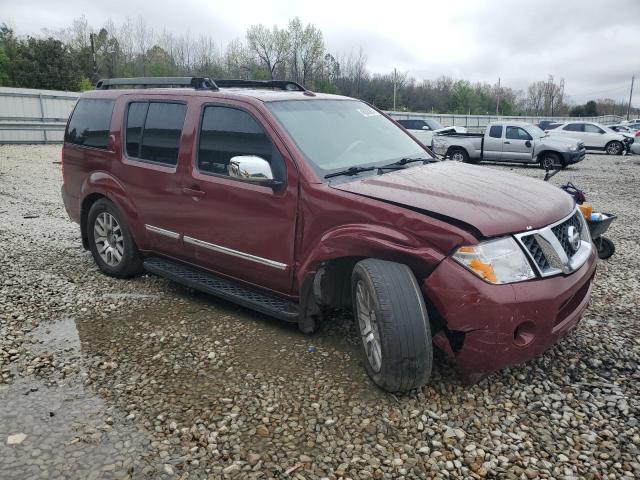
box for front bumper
[561,148,586,165]
[423,245,597,382]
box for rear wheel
[605,141,623,155]
[87,199,144,278]
[351,259,432,392]
[449,148,471,163]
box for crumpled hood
[331,161,575,237]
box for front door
[502,126,534,162]
[179,101,298,294]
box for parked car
[395,118,466,147]
[61,77,597,391]
[608,124,636,134]
[547,121,634,154]
[432,121,585,168]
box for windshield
[524,124,546,138]
[266,99,428,176]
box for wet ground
[1,145,639,479]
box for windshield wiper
[324,166,376,179]
[385,156,439,167]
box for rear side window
[125,101,187,166]
[584,124,604,134]
[198,106,285,180]
[65,98,115,149]
[563,123,583,132]
[489,125,502,138]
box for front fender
[296,223,446,287]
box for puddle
[29,317,80,355]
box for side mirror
[228,155,280,187]
[422,126,431,130]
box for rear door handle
[182,187,205,197]
[503,141,510,144]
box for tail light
[635,131,640,137]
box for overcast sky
[2,0,638,105]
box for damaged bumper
[423,246,597,382]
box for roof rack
[95,77,217,90]
[214,79,306,92]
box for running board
[143,257,299,322]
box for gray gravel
[1,145,639,479]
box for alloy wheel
[94,212,124,266]
[355,280,383,373]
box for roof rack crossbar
[213,79,306,91]
[95,77,218,90]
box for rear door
[112,97,188,257]
[178,100,298,294]
[482,125,503,160]
[559,123,586,144]
[502,126,534,162]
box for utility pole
[393,68,397,111]
[495,77,500,116]
[90,33,98,84]
[627,75,635,120]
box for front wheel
[605,141,623,155]
[539,152,563,170]
[351,259,432,392]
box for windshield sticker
[356,107,381,118]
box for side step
[143,257,299,323]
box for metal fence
[0,87,79,144]
[386,111,624,132]
[0,87,627,144]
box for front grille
[551,211,583,257]
[521,235,550,271]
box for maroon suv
[61,77,597,391]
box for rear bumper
[61,184,80,223]
[423,245,597,382]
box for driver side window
[198,106,285,181]
[505,126,532,141]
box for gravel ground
[1,145,639,479]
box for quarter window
[65,98,115,149]
[489,126,503,138]
[125,101,187,166]
[198,106,285,180]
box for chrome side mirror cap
[228,155,280,186]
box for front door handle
[182,187,205,197]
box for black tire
[87,198,144,278]
[539,151,563,170]
[605,141,623,155]
[449,148,472,163]
[351,259,432,392]
[594,236,615,260]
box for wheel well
[446,146,466,158]
[80,193,106,250]
[314,257,362,309]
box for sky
[2,0,638,105]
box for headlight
[568,145,578,151]
[453,237,535,284]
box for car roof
[80,87,352,103]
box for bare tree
[246,24,290,80]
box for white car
[547,121,633,155]
[395,118,467,147]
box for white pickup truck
[432,121,586,168]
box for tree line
[0,17,636,117]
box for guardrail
[0,87,79,144]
